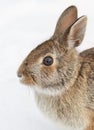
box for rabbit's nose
[17,61,28,78]
[17,67,24,78]
[17,71,23,78]
[17,72,22,78]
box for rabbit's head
[17,6,87,95]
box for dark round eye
[43,56,53,66]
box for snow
[0,0,94,130]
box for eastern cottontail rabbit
[17,6,94,130]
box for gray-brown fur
[17,6,94,130]
[80,48,94,112]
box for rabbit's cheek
[41,65,56,77]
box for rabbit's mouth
[17,67,36,86]
[20,74,36,86]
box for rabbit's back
[80,48,94,60]
[80,48,94,110]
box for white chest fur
[34,91,88,130]
[53,123,84,130]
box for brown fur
[17,6,94,130]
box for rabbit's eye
[43,56,53,66]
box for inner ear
[66,16,87,48]
[52,5,78,39]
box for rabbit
[17,5,94,130]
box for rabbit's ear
[53,6,78,39]
[65,16,87,48]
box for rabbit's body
[17,6,94,130]
[34,48,94,130]
[80,48,94,111]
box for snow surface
[0,0,94,130]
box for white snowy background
[0,0,94,130]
